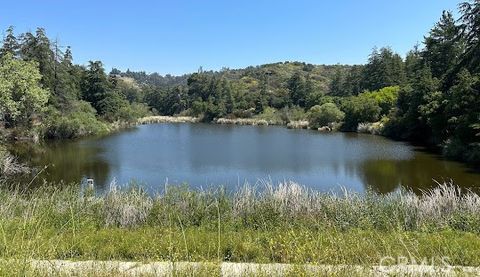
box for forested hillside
[115,62,351,118]
[0,27,151,140]
[0,0,479,164]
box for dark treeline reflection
[8,124,480,194]
[358,154,480,194]
[9,140,112,190]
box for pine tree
[54,46,82,107]
[287,72,307,107]
[0,26,19,58]
[362,47,405,91]
[329,68,346,96]
[423,11,463,79]
[19,28,56,91]
[458,0,480,72]
[82,61,110,113]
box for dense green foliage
[133,63,342,121]
[0,53,49,127]
[340,95,381,131]
[307,103,344,129]
[44,101,110,139]
[380,3,480,163]
[0,28,150,139]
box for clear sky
[1,0,461,75]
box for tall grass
[1,180,480,268]
[0,146,29,176]
[215,118,271,126]
[357,122,384,135]
[137,116,199,125]
[286,120,309,129]
[1,181,480,232]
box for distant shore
[137,116,337,132]
[137,115,200,124]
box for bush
[357,122,383,135]
[231,108,255,119]
[306,95,341,109]
[44,102,109,139]
[307,103,345,129]
[255,107,283,124]
[117,103,151,123]
[305,91,326,109]
[341,96,381,131]
[279,106,306,123]
[190,100,224,122]
[360,86,400,116]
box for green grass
[5,226,479,265]
[0,181,479,270]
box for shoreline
[137,115,200,124]
[137,115,334,132]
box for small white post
[86,178,95,190]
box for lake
[11,123,480,194]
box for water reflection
[8,123,480,194]
[358,151,480,194]
[10,140,111,190]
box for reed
[0,180,480,269]
[0,146,29,176]
[1,181,480,232]
[137,116,200,124]
[215,118,271,126]
[286,120,309,129]
[357,122,384,135]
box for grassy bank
[0,181,479,270]
[137,116,200,125]
[141,116,319,132]
[215,118,272,126]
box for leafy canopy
[0,53,50,126]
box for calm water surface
[12,123,480,193]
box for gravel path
[27,260,480,276]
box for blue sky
[1,0,461,75]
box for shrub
[279,106,306,123]
[231,108,255,119]
[255,107,283,124]
[117,103,151,123]
[307,103,345,129]
[341,96,381,131]
[357,122,384,135]
[44,102,109,139]
[360,86,400,116]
